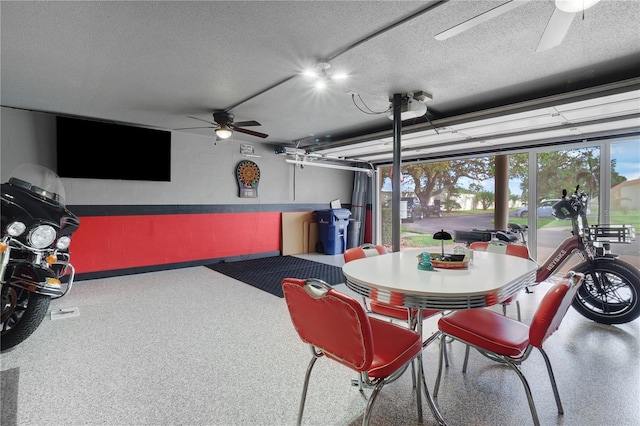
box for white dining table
[342,249,538,310]
[341,248,539,426]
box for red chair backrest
[282,278,374,372]
[529,272,584,348]
[469,241,530,259]
[343,244,388,263]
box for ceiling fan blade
[174,126,215,130]
[232,120,261,127]
[187,115,217,125]
[536,8,576,52]
[435,0,531,40]
[231,126,269,139]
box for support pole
[392,93,403,252]
[495,154,509,230]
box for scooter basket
[587,224,636,243]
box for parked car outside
[423,200,442,217]
[401,197,424,222]
[513,199,561,218]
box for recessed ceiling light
[303,60,348,89]
[555,0,601,13]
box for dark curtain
[349,165,372,248]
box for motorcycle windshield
[8,164,66,205]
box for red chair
[344,244,444,389]
[282,277,425,426]
[343,244,440,328]
[469,240,531,320]
[433,272,584,426]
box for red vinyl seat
[433,272,584,426]
[282,277,425,426]
[469,240,532,321]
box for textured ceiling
[2,0,639,159]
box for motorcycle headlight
[7,221,26,237]
[28,225,57,249]
[56,236,71,250]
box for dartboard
[235,160,260,197]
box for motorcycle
[454,186,640,324]
[1,164,80,351]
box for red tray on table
[430,253,470,269]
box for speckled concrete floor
[1,254,638,426]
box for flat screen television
[56,116,171,182]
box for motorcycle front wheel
[572,258,640,325]
[1,286,50,351]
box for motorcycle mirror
[562,189,567,198]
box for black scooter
[1,164,80,351]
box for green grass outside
[401,227,441,248]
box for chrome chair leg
[297,354,319,426]
[503,300,522,321]
[501,355,541,426]
[433,334,446,398]
[350,374,369,398]
[422,344,447,425]
[362,381,383,426]
[539,347,564,414]
[410,359,417,389]
[437,341,541,426]
[414,356,424,424]
[411,313,421,389]
[360,360,424,426]
[462,344,470,373]
[471,347,554,426]
[443,338,450,368]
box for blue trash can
[314,209,351,255]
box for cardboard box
[308,222,318,253]
[281,211,318,255]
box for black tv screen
[56,116,171,182]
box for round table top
[342,249,538,310]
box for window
[376,139,639,269]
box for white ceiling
[2,1,640,164]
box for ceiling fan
[434,0,602,52]
[177,111,268,140]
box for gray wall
[1,107,354,205]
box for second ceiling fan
[179,111,268,141]
[435,0,602,52]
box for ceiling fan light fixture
[555,0,600,13]
[215,124,233,139]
